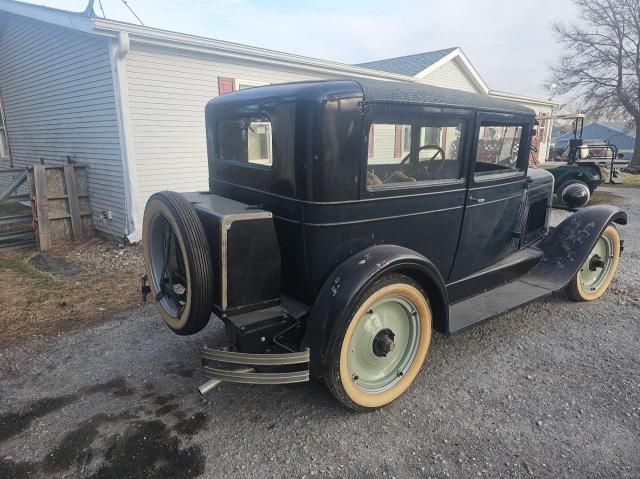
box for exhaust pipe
[198,367,254,399]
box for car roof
[354,78,535,115]
[209,79,535,117]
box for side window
[217,117,273,167]
[475,124,523,176]
[0,99,10,162]
[367,119,464,187]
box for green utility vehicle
[543,114,618,208]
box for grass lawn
[0,240,145,344]
[608,171,640,188]
[552,189,627,208]
[538,163,640,188]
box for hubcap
[372,329,396,357]
[579,234,614,292]
[347,295,420,393]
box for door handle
[469,196,485,204]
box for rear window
[217,117,273,167]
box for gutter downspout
[109,31,142,243]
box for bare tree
[551,0,640,168]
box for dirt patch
[172,412,209,436]
[82,377,136,398]
[552,189,627,208]
[588,190,628,206]
[0,375,208,478]
[28,253,83,277]
[0,393,78,442]
[608,170,640,188]
[0,238,145,344]
[1,413,206,479]
[90,419,206,479]
[153,393,177,406]
[0,377,136,443]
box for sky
[21,0,579,98]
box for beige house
[0,0,557,241]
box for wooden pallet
[27,165,93,251]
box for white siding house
[0,0,558,242]
[0,12,127,236]
[124,45,332,215]
[419,59,480,93]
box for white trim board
[415,48,490,94]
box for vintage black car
[141,79,626,411]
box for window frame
[234,79,270,90]
[246,120,273,166]
[215,114,274,170]
[362,106,472,197]
[471,115,530,183]
[0,98,11,164]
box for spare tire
[558,179,591,208]
[142,191,214,335]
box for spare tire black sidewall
[142,192,213,335]
[558,179,590,207]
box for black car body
[142,79,626,410]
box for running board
[198,347,310,396]
[448,280,552,334]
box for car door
[353,104,473,280]
[449,111,532,282]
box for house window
[235,79,269,90]
[0,99,10,161]
[217,117,273,167]
[475,124,523,176]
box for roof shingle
[354,47,457,76]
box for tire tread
[144,191,214,335]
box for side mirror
[531,128,538,137]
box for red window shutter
[394,124,403,158]
[368,125,375,157]
[218,77,235,95]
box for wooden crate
[27,165,93,251]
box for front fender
[527,205,627,291]
[302,244,448,377]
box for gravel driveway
[1,187,639,479]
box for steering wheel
[400,145,445,164]
[401,145,447,178]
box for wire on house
[97,0,106,18]
[121,0,144,26]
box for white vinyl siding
[125,45,333,215]
[418,58,480,93]
[0,13,126,236]
[367,124,399,165]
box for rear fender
[526,205,627,291]
[302,245,447,377]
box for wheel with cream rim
[325,274,432,411]
[565,224,620,302]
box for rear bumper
[199,347,310,393]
